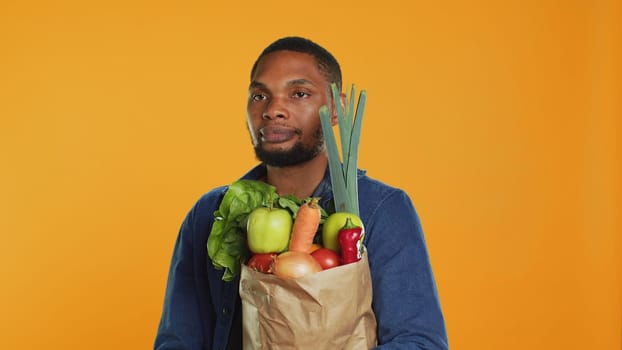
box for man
[154,36,448,349]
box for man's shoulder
[358,172,407,200]
[182,185,229,223]
[196,185,229,205]
[357,172,417,218]
[192,164,265,208]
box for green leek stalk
[319,83,366,216]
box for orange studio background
[1,1,620,349]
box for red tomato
[311,248,341,270]
[247,253,277,273]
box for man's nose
[262,97,288,120]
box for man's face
[246,50,332,167]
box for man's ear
[331,93,347,126]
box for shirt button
[222,307,229,315]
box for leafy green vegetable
[207,180,277,281]
[277,195,304,216]
[319,83,366,216]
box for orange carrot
[288,198,321,253]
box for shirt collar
[239,162,367,211]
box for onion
[272,251,322,279]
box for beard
[253,126,324,167]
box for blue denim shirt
[154,164,448,349]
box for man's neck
[265,153,328,199]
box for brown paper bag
[239,252,377,349]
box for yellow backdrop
[1,1,620,349]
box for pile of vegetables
[246,197,365,280]
[207,83,367,282]
[207,183,365,281]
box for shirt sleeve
[154,201,210,350]
[365,189,449,349]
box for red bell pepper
[337,217,364,265]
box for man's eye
[252,94,266,101]
[293,91,308,98]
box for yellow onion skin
[272,251,322,279]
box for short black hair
[250,36,342,91]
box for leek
[319,83,366,216]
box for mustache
[258,124,303,136]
